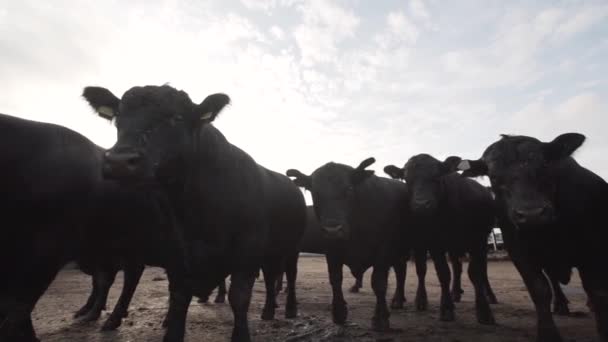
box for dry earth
[32,256,597,341]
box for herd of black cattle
[0,84,606,342]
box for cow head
[458,133,585,228]
[82,85,229,182]
[384,154,461,216]
[287,157,375,240]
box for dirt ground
[33,256,597,342]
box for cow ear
[384,165,404,179]
[441,156,462,174]
[351,157,375,185]
[195,93,231,124]
[457,159,488,178]
[286,169,312,190]
[82,86,120,120]
[544,133,585,161]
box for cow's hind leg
[468,242,496,325]
[215,279,227,304]
[449,251,464,303]
[261,260,281,320]
[547,272,570,315]
[102,263,145,331]
[74,276,98,318]
[284,251,299,318]
[80,267,118,323]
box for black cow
[286,158,408,331]
[457,133,608,342]
[0,113,106,341]
[275,205,408,308]
[82,84,307,342]
[384,169,494,305]
[384,154,496,325]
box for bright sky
[1,0,606,204]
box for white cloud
[293,0,360,66]
[0,0,606,204]
[270,25,285,40]
[409,0,430,24]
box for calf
[276,205,408,308]
[384,154,496,324]
[83,84,307,342]
[384,168,496,305]
[457,133,608,342]
[287,158,408,331]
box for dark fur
[84,85,307,342]
[287,159,408,331]
[385,154,497,324]
[459,133,608,342]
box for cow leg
[228,270,256,342]
[449,252,463,302]
[215,279,227,304]
[449,252,464,303]
[478,250,498,305]
[101,263,145,331]
[547,272,570,315]
[430,249,454,321]
[275,271,285,294]
[349,269,363,293]
[284,252,299,319]
[261,261,280,320]
[468,244,495,325]
[508,247,562,342]
[162,275,192,342]
[390,258,406,309]
[326,255,347,325]
[414,249,428,311]
[1,264,60,342]
[579,268,608,342]
[74,276,98,318]
[371,266,391,332]
[80,267,117,322]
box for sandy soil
[32,256,597,342]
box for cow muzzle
[102,149,144,180]
[511,204,555,226]
[321,220,348,240]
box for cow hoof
[261,307,275,321]
[371,315,390,332]
[390,297,405,310]
[79,311,102,323]
[198,297,209,304]
[101,316,122,331]
[537,327,564,342]
[476,309,496,325]
[73,306,91,319]
[451,290,462,303]
[440,308,455,322]
[332,304,348,325]
[285,306,298,319]
[349,285,360,293]
[214,295,226,304]
[415,297,428,311]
